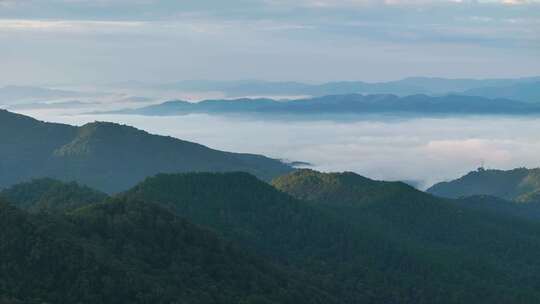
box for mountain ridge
[5,170,540,302]
[120,171,540,303]
[123,76,540,99]
[0,110,292,193]
[108,93,540,116]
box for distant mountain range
[112,93,540,116]
[462,81,540,103]
[136,77,540,102]
[428,167,540,204]
[6,82,540,303]
[2,77,538,110]
[5,170,540,302]
[0,109,292,193]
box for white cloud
[0,19,145,32]
[0,0,537,84]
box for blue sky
[0,0,538,85]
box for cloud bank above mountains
[0,0,538,85]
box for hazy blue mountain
[427,167,540,203]
[0,109,292,193]
[158,80,428,96]
[135,77,540,98]
[388,76,540,94]
[116,93,540,116]
[462,81,540,103]
[0,110,78,187]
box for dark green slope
[124,172,444,303]
[516,189,540,204]
[123,172,353,263]
[0,198,333,304]
[427,167,540,202]
[454,195,540,221]
[0,110,76,187]
[0,110,292,193]
[272,169,540,303]
[53,121,292,192]
[0,178,108,213]
[123,171,540,303]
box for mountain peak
[272,169,417,206]
[0,110,291,193]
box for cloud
[0,0,538,84]
[0,19,145,31]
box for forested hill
[427,167,540,203]
[0,110,76,188]
[271,169,418,206]
[0,109,292,193]
[4,173,540,302]
[122,171,540,303]
[0,178,108,213]
[0,197,332,304]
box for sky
[0,0,539,85]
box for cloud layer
[0,0,538,84]
[18,110,540,189]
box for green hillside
[271,169,414,206]
[0,197,333,304]
[124,171,540,303]
[0,110,76,187]
[0,110,292,193]
[5,165,540,303]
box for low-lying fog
[16,108,540,190]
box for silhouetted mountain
[463,81,540,103]
[122,171,540,303]
[390,76,540,94]
[0,197,331,304]
[427,167,540,202]
[116,93,540,116]
[139,77,540,98]
[0,110,77,187]
[0,178,108,213]
[0,110,292,192]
